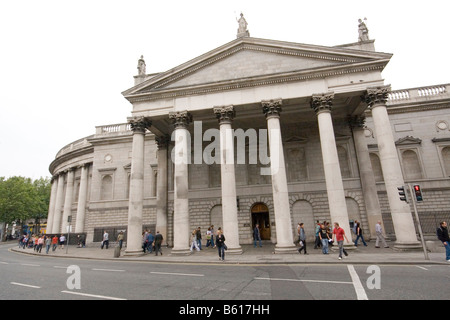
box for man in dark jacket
[437,221,450,262]
[154,231,163,256]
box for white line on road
[20,263,40,267]
[347,265,368,300]
[11,282,41,289]
[150,271,204,277]
[254,277,352,285]
[91,268,126,272]
[0,261,9,264]
[61,290,126,300]
[53,266,68,269]
[416,266,428,271]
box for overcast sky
[1,0,449,180]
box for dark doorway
[251,203,271,240]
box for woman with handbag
[216,230,226,261]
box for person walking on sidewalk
[253,224,262,248]
[436,221,450,262]
[298,223,307,254]
[216,230,226,261]
[190,229,200,252]
[319,224,330,254]
[333,222,349,260]
[354,222,367,247]
[154,231,163,256]
[375,221,389,248]
[45,235,52,254]
[101,231,109,249]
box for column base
[393,241,423,252]
[171,248,192,256]
[274,245,298,254]
[226,246,243,255]
[123,250,145,257]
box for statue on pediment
[237,13,250,38]
[137,55,146,75]
[358,18,369,42]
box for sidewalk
[9,240,449,265]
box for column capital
[128,116,152,133]
[262,98,282,118]
[362,85,391,108]
[169,110,192,129]
[310,92,334,114]
[155,134,171,150]
[348,115,366,130]
[213,105,235,124]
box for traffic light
[397,186,408,202]
[413,185,423,201]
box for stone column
[125,116,152,256]
[363,85,421,250]
[169,111,192,255]
[155,135,170,246]
[75,163,89,233]
[262,99,297,253]
[52,174,65,234]
[311,93,353,245]
[349,115,384,240]
[46,175,58,234]
[61,168,75,233]
[214,106,242,254]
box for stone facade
[47,30,450,251]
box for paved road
[1,243,449,305]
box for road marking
[20,263,40,267]
[11,282,41,289]
[416,266,428,271]
[53,266,68,269]
[61,290,126,300]
[91,268,125,272]
[0,261,9,264]
[150,271,204,277]
[347,265,368,300]
[254,277,352,285]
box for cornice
[125,59,388,103]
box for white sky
[1,0,449,180]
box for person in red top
[51,235,58,252]
[333,222,349,260]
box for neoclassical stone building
[47,18,450,254]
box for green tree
[0,176,51,237]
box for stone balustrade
[388,83,449,104]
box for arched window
[101,175,113,200]
[291,200,314,241]
[402,150,422,180]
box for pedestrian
[196,227,202,250]
[297,223,301,245]
[436,221,450,262]
[314,220,321,249]
[375,221,389,248]
[190,229,200,252]
[216,230,226,261]
[210,225,215,248]
[154,231,163,256]
[101,230,109,249]
[354,222,367,247]
[37,236,44,253]
[298,223,307,254]
[253,224,262,248]
[319,224,330,254]
[59,234,66,250]
[206,227,212,248]
[147,230,154,253]
[332,222,349,260]
[52,235,58,251]
[117,231,124,250]
[45,235,52,254]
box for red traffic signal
[413,185,423,201]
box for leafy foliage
[0,176,51,225]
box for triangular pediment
[395,136,422,145]
[123,37,392,99]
